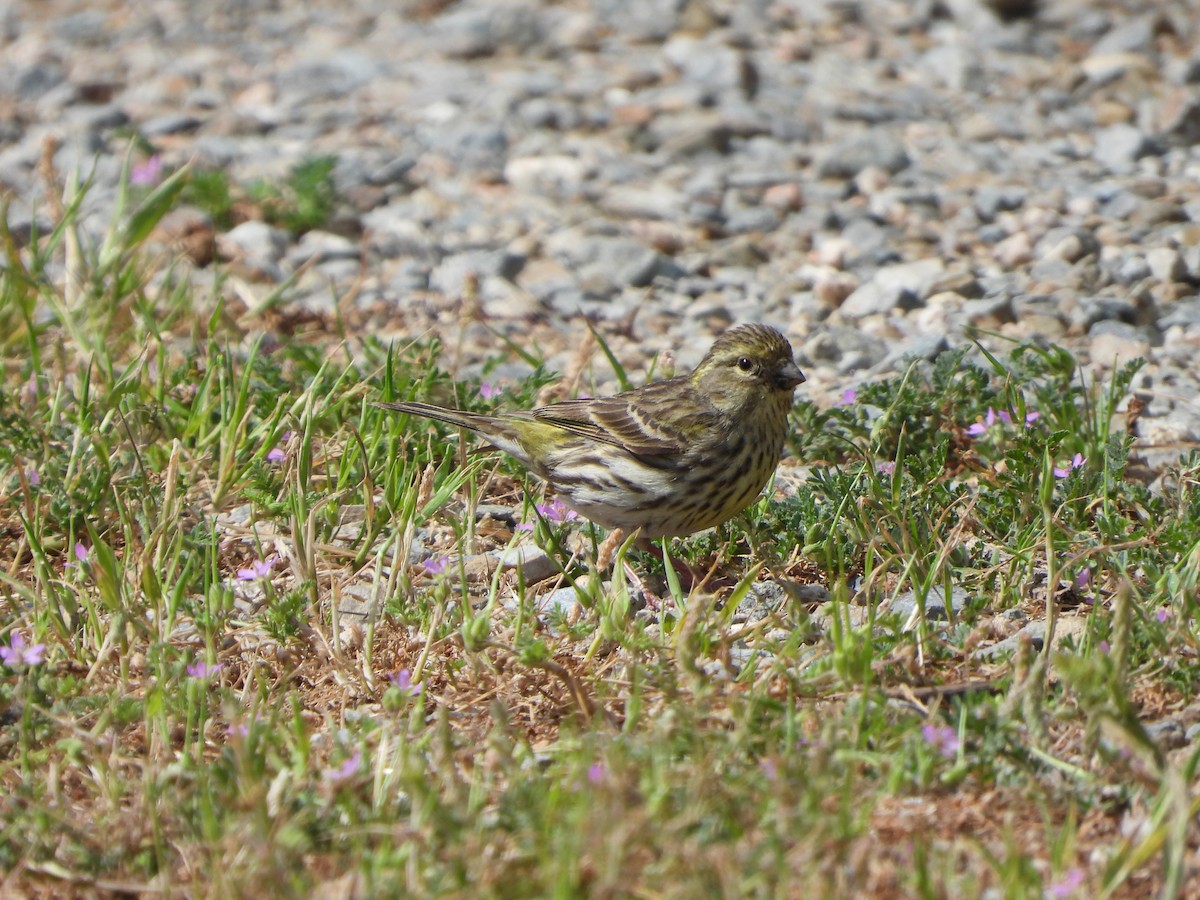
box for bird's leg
[595,528,665,609]
[594,530,715,612]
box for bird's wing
[531,379,714,458]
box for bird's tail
[379,400,540,468]
[374,400,491,434]
[376,399,536,468]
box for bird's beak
[776,361,806,390]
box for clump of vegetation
[180,154,339,234]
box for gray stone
[662,36,749,100]
[382,259,430,294]
[974,186,1027,222]
[973,622,1045,660]
[421,122,509,178]
[1146,247,1186,283]
[10,60,67,101]
[723,206,782,234]
[430,249,526,296]
[1158,299,1200,329]
[838,218,893,266]
[888,585,970,623]
[1143,720,1188,750]
[276,51,384,101]
[492,546,558,583]
[1088,14,1160,57]
[543,232,672,295]
[1181,245,1200,279]
[1167,54,1200,86]
[839,281,917,318]
[801,327,888,373]
[1089,322,1152,368]
[65,103,130,134]
[216,221,290,280]
[816,132,910,178]
[602,184,686,221]
[505,155,588,197]
[533,586,585,618]
[839,258,945,318]
[1078,297,1141,334]
[287,230,357,267]
[875,334,951,373]
[1160,98,1200,146]
[141,113,203,136]
[730,581,788,623]
[1037,227,1100,264]
[1092,124,1156,175]
[363,209,436,261]
[1110,254,1152,285]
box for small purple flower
[1047,867,1085,898]
[1074,569,1091,588]
[328,750,362,783]
[759,759,778,781]
[967,408,994,434]
[186,660,222,679]
[1054,452,1086,479]
[839,388,858,406]
[479,382,502,400]
[266,431,294,464]
[389,668,423,695]
[237,555,276,581]
[227,722,251,738]
[0,632,46,667]
[586,762,606,785]
[130,154,163,186]
[535,498,578,524]
[1098,640,1111,654]
[518,498,580,530]
[65,542,90,571]
[921,722,959,759]
[877,461,896,476]
[25,466,39,487]
[967,407,1039,436]
[1156,608,1170,624]
[421,556,449,576]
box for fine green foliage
[183,169,236,231]
[248,155,338,234]
[182,155,339,234]
[1,174,1197,898]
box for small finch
[376,324,805,538]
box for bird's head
[690,324,805,415]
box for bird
[376,324,805,539]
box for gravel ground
[3,0,1200,467]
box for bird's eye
[736,357,753,372]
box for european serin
[377,323,805,538]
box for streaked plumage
[376,324,805,538]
